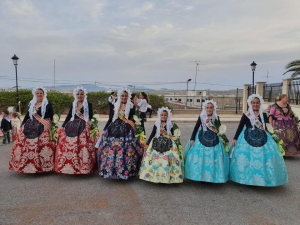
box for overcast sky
[1,0,299,90]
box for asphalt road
[0,122,300,225]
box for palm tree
[283,60,300,79]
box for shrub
[47,91,73,113]
[0,90,170,115]
[139,93,172,111]
[87,91,110,114]
[0,90,32,114]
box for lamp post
[186,79,192,107]
[250,61,257,94]
[11,54,19,112]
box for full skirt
[139,136,183,183]
[97,119,142,179]
[274,119,300,156]
[230,129,288,187]
[185,130,229,183]
[55,120,96,174]
[9,119,56,173]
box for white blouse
[138,99,148,112]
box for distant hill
[46,84,155,92]
[46,84,107,92]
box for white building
[164,90,208,108]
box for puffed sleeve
[233,114,247,140]
[146,125,157,145]
[62,105,73,127]
[191,116,201,141]
[21,111,30,126]
[88,102,93,119]
[129,107,135,120]
[47,102,54,121]
[171,126,174,136]
[268,105,276,118]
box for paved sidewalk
[1,122,300,225]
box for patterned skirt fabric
[185,130,229,183]
[97,119,142,180]
[9,119,56,173]
[230,128,288,187]
[139,136,184,184]
[274,119,300,156]
[54,119,96,174]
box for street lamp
[186,79,192,107]
[11,54,19,112]
[250,61,257,94]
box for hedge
[146,93,171,111]
[0,90,170,114]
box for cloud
[185,6,194,11]
[1,0,40,17]
[130,22,141,27]
[116,25,127,30]
[130,2,154,17]
[0,0,300,90]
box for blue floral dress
[97,109,142,179]
[230,112,288,187]
[185,117,229,183]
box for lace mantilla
[154,107,173,138]
[71,87,89,122]
[247,94,265,130]
[28,86,48,119]
[200,100,218,131]
[112,87,133,122]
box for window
[179,99,181,101]
[175,98,177,100]
[197,99,200,102]
[170,98,172,101]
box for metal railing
[247,85,256,97]
[263,82,283,103]
[289,80,300,105]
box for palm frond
[283,67,300,75]
[284,60,300,69]
[291,72,300,79]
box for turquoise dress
[230,113,288,187]
[185,117,229,183]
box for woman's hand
[190,140,194,147]
[232,139,237,147]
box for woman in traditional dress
[9,87,55,173]
[185,100,229,183]
[96,87,142,179]
[268,94,300,156]
[230,94,288,187]
[55,87,96,174]
[139,107,183,183]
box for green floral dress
[139,125,183,183]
